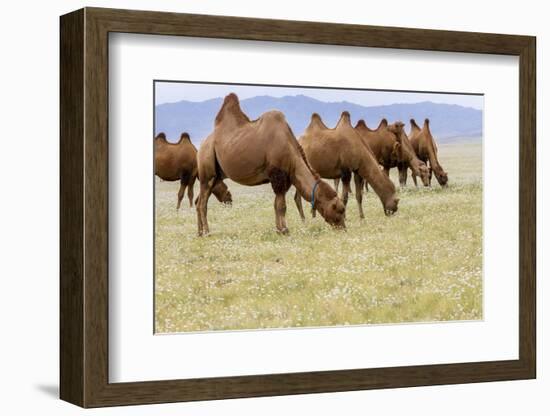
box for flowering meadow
[155,142,482,333]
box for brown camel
[354,119,430,187]
[196,93,346,236]
[154,132,232,209]
[407,119,448,187]
[294,112,399,220]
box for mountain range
[155,95,482,146]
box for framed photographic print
[60,7,536,408]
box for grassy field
[155,141,483,333]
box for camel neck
[426,147,443,172]
[292,158,318,203]
[357,157,394,203]
[406,152,422,172]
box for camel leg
[428,167,433,186]
[354,173,365,219]
[340,170,352,207]
[268,168,291,233]
[177,182,187,210]
[294,189,305,221]
[274,193,289,234]
[412,171,418,187]
[187,175,196,207]
[196,178,216,236]
[398,165,408,187]
[341,180,351,207]
[383,167,390,177]
[341,181,351,207]
[334,178,340,195]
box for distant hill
[155,95,482,146]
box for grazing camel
[354,119,430,187]
[154,132,232,209]
[196,93,346,236]
[407,119,448,187]
[294,112,399,220]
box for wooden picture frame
[60,7,536,408]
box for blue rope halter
[311,180,320,209]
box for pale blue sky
[155,81,483,110]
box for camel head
[214,188,232,205]
[212,181,233,205]
[383,193,400,217]
[388,121,430,186]
[387,120,403,145]
[434,169,449,187]
[378,175,399,216]
[314,180,346,229]
[220,190,233,205]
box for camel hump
[177,132,191,144]
[423,118,431,130]
[308,113,328,130]
[336,111,352,127]
[155,132,167,141]
[215,93,249,126]
[355,119,367,129]
[410,118,420,130]
[263,110,286,123]
[377,118,388,130]
[224,92,239,105]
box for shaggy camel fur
[295,112,399,220]
[354,119,430,187]
[154,132,232,209]
[407,119,448,187]
[196,93,346,235]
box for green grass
[155,141,483,333]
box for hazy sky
[155,81,484,110]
